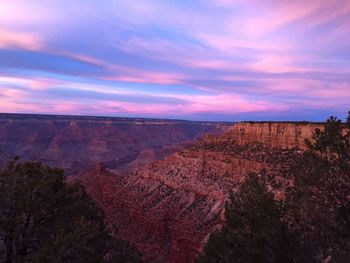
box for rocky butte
[76,121,324,263]
[0,113,231,174]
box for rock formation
[76,122,323,262]
[227,122,322,150]
[0,113,230,174]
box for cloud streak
[0,0,349,121]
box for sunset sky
[0,0,349,121]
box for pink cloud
[178,94,288,114]
[94,93,289,117]
[0,29,42,50]
[60,51,188,86]
[0,76,59,91]
[102,66,185,86]
[0,100,45,113]
[250,55,313,73]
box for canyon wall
[0,113,230,174]
[227,122,322,149]
[0,114,324,262]
[77,122,323,262]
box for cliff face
[0,113,230,174]
[77,122,323,263]
[227,122,322,149]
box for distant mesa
[0,113,232,174]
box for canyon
[76,121,323,262]
[0,113,230,174]
[0,113,324,262]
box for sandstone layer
[77,122,323,262]
[227,122,322,150]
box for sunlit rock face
[227,122,322,150]
[0,113,230,174]
[77,122,323,263]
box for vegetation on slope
[0,159,141,263]
[196,173,314,263]
[197,111,350,263]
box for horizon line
[0,111,330,124]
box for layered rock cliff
[0,113,230,174]
[227,122,322,149]
[77,122,323,263]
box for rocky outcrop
[0,113,230,174]
[76,122,323,263]
[78,163,223,263]
[227,122,322,149]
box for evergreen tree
[286,111,350,261]
[196,173,313,263]
[0,159,141,263]
[196,111,350,262]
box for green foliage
[0,159,141,263]
[196,174,313,263]
[197,111,350,263]
[305,115,349,161]
[286,111,350,261]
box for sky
[0,0,349,121]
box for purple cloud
[0,0,349,121]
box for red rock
[76,122,323,262]
[0,114,326,262]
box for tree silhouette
[286,111,350,261]
[196,173,313,263]
[0,159,141,263]
[197,111,350,263]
